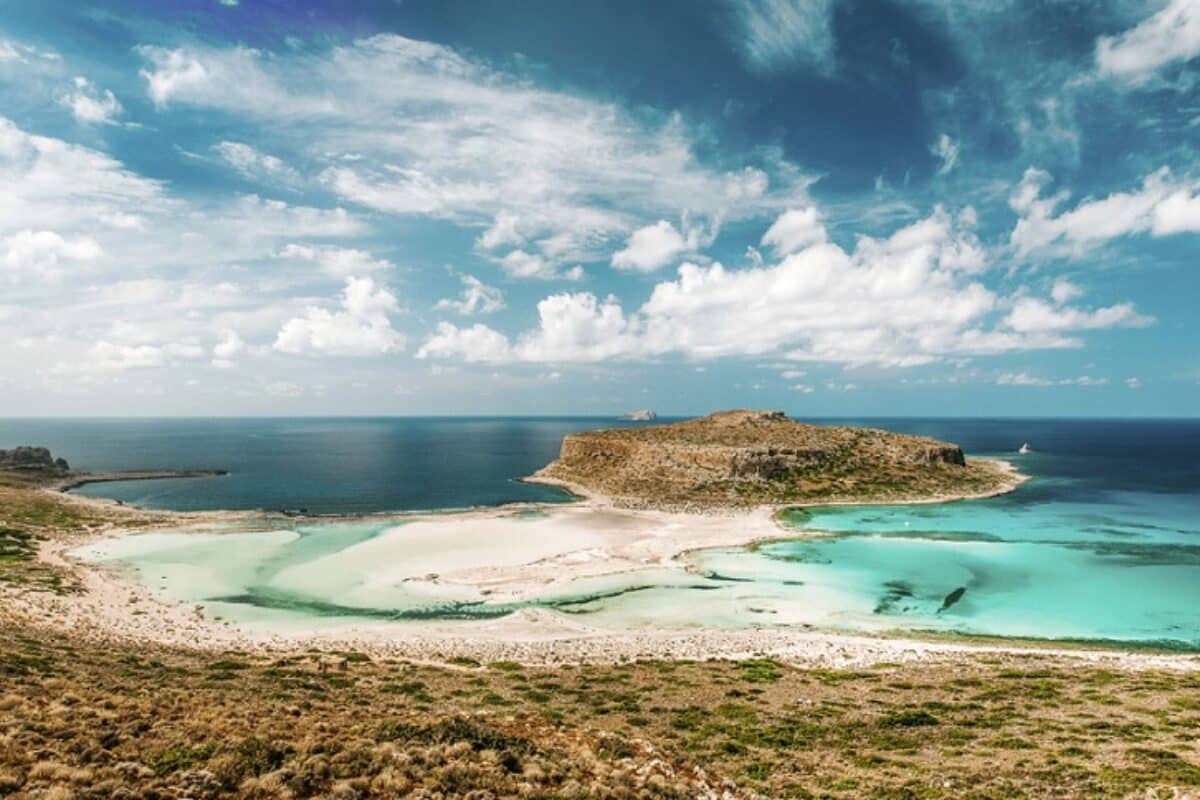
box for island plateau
[532,409,1016,510]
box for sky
[1,0,1198,417]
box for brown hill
[531,410,1016,510]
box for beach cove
[4,416,1200,667]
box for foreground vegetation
[3,462,1200,797]
[2,624,1200,798]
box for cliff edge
[531,410,1016,510]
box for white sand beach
[2,470,1197,673]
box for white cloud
[274,276,404,356]
[59,77,123,124]
[1004,296,1152,333]
[611,219,705,272]
[790,383,815,393]
[997,372,1109,387]
[0,116,165,234]
[418,292,635,364]
[420,205,1147,367]
[417,321,513,363]
[139,47,215,107]
[88,341,165,371]
[136,35,811,278]
[0,38,59,66]
[760,206,825,256]
[1010,167,1200,257]
[1152,187,1200,235]
[434,274,504,315]
[1096,0,1200,85]
[1125,376,1143,389]
[1,229,102,283]
[264,380,303,397]
[932,134,959,175]
[1050,278,1083,305]
[276,243,391,276]
[214,140,299,184]
[477,212,524,250]
[723,0,836,75]
[498,249,583,281]
[82,338,208,372]
[211,329,244,368]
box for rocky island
[532,409,1017,509]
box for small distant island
[532,409,1019,510]
[618,409,657,421]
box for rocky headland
[532,409,1018,510]
[0,446,70,473]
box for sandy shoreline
[10,455,1199,671]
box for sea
[3,417,1198,648]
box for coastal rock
[534,409,1001,509]
[0,446,68,472]
[619,409,657,421]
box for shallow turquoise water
[49,419,1200,647]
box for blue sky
[1,0,1198,416]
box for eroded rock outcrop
[0,446,68,471]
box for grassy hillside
[2,623,1199,799]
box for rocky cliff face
[534,410,1003,509]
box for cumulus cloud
[723,0,836,75]
[417,321,514,363]
[1010,167,1200,257]
[274,276,404,356]
[59,77,123,124]
[434,274,505,315]
[419,292,635,363]
[136,35,810,279]
[276,243,391,276]
[2,229,102,283]
[611,220,706,272]
[419,206,1149,367]
[1096,0,1200,84]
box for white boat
[1018,442,1031,454]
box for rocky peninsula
[532,409,1017,510]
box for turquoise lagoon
[15,418,1197,648]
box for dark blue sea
[0,417,1196,514]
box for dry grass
[1,626,1199,798]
